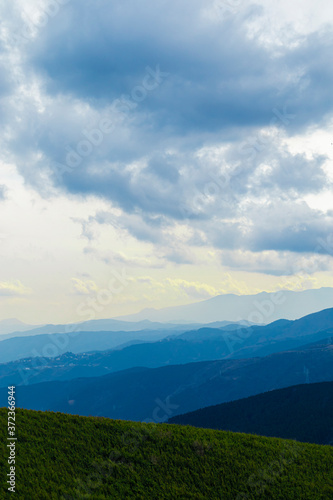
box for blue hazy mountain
[0,318,206,340]
[0,318,37,336]
[116,287,333,323]
[0,322,244,365]
[0,307,332,384]
[2,337,332,422]
[0,329,174,364]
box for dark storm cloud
[2,0,333,268]
[210,202,333,255]
[25,1,333,133]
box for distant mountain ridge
[0,329,173,364]
[116,287,333,323]
[0,318,205,341]
[0,318,37,336]
[1,307,333,385]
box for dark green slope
[169,381,333,445]
[0,408,332,499]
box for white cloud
[0,280,32,296]
[71,278,99,295]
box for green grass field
[0,408,332,499]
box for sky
[0,0,333,324]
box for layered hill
[1,308,332,388]
[0,321,247,364]
[0,318,205,340]
[0,408,332,499]
[0,329,172,364]
[169,382,333,445]
[3,338,333,421]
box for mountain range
[116,287,333,323]
[4,337,333,422]
[0,318,205,340]
[2,287,332,340]
[1,307,332,386]
[0,329,172,364]
[1,303,333,451]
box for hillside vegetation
[0,408,332,499]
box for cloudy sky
[1,0,333,324]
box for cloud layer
[1,0,333,322]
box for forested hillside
[169,382,333,445]
[0,409,332,499]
